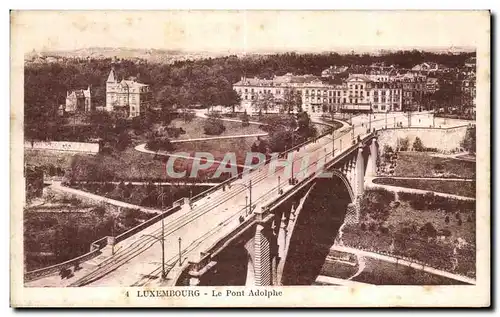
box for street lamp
[140,189,169,281]
[142,217,166,281]
[229,180,253,216]
[178,237,182,267]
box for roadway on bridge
[27,111,423,287]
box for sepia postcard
[10,10,490,307]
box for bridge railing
[115,205,181,244]
[24,249,102,283]
[263,132,375,213]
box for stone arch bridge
[175,133,379,286]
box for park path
[170,133,268,144]
[365,177,475,201]
[134,143,252,169]
[49,181,160,213]
[331,245,475,285]
[374,176,475,181]
[315,275,373,286]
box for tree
[398,137,410,151]
[412,137,425,152]
[113,131,131,151]
[145,137,174,152]
[269,129,293,153]
[254,92,275,114]
[221,89,241,113]
[419,222,437,238]
[203,118,225,135]
[461,125,476,154]
[282,88,302,114]
[241,111,250,127]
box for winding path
[365,177,475,201]
[332,245,475,285]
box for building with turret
[105,68,152,118]
[65,86,92,112]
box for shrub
[368,222,377,232]
[398,137,410,151]
[412,137,425,151]
[203,118,225,135]
[241,111,250,127]
[146,137,174,152]
[419,222,437,238]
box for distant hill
[25,47,230,64]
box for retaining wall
[377,125,470,153]
[25,141,99,154]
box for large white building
[233,73,403,114]
[105,68,152,118]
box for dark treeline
[25,50,474,127]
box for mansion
[105,68,152,118]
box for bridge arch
[276,172,354,285]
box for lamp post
[178,237,182,267]
[278,176,281,195]
[245,196,248,215]
[277,123,297,185]
[231,180,253,216]
[332,128,335,157]
[141,189,169,280]
[142,217,166,281]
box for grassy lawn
[171,117,264,140]
[68,147,226,182]
[392,152,475,178]
[172,137,261,165]
[342,189,476,278]
[373,178,476,198]
[350,257,470,285]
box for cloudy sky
[11,11,486,53]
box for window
[251,88,254,93]
[245,95,248,100]
[245,88,248,93]
[381,105,386,111]
[306,90,309,94]
[374,97,379,102]
[366,91,370,96]
[343,98,346,103]
[355,85,358,89]
[355,99,358,104]
[349,98,352,103]
[251,95,255,100]
[329,98,332,103]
